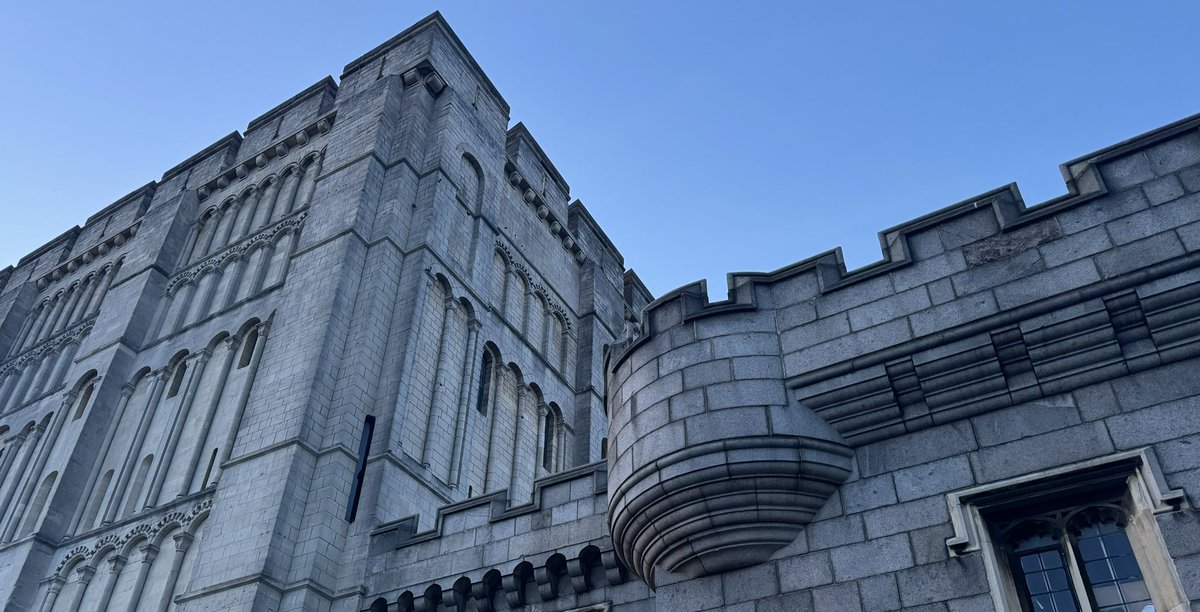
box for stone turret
[605,281,853,586]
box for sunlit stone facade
[2,12,1199,612]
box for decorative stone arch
[458,151,485,214]
[116,529,151,560]
[70,370,99,421]
[18,470,58,537]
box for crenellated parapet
[604,108,1200,589]
[367,462,639,611]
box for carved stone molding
[196,112,336,202]
[52,497,213,576]
[503,164,587,265]
[493,240,573,332]
[377,543,619,612]
[0,317,95,376]
[166,212,307,295]
[35,223,139,292]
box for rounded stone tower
[606,281,853,586]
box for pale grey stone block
[829,533,913,581]
[1146,131,1200,175]
[863,495,948,539]
[1095,232,1185,278]
[896,556,989,607]
[721,562,779,605]
[811,581,863,612]
[1099,152,1156,190]
[806,515,865,551]
[891,251,968,293]
[847,287,931,331]
[937,210,1000,250]
[776,550,833,591]
[970,421,1114,482]
[971,396,1081,446]
[892,456,974,502]
[840,475,897,514]
[1107,397,1200,449]
[909,291,998,337]
[856,573,901,611]
[858,421,977,477]
[1039,225,1113,267]
[1144,174,1187,205]
[754,591,815,612]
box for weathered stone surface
[8,13,1200,611]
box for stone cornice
[790,252,1200,446]
[502,164,587,266]
[34,224,138,292]
[195,112,335,203]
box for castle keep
[0,12,1198,612]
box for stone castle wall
[0,13,641,612]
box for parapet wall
[366,462,650,611]
[606,110,1200,596]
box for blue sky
[2,2,1198,297]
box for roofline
[246,76,338,132]
[508,122,570,195]
[341,11,510,115]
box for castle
[0,12,1198,612]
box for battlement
[613,110,1200,369]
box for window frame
[945,449,1188,612]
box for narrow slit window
[167,362,187,398]
[239,327,259,369]
[201,447,219,490]
[542,412,555,471]
[346,415,375,523]
[476,352,493,415]
[73,381,95,421]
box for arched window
[541,411,555,472]
[19,471,57,538]
[72,380,95,421]
[123,455,154,517]
[78,469,113,531]
[166,361,187,398]
[998,506,1153,612]
[476,352,493,415]
[239,326,259,369]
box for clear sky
[2,1,1198,298]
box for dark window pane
[1027,572,1050,595]
[1040,550,1063,568]
[1085,559,1114,582]
[1078,537,1105,560]
[1032,594,1055,611]
[1046,568,1069,590]
[1021,553,1043,572]
[1052,591,1077,612]
[1103,533,1133,555]
[1111,555,1139,579]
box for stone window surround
[946,449,1189,612]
